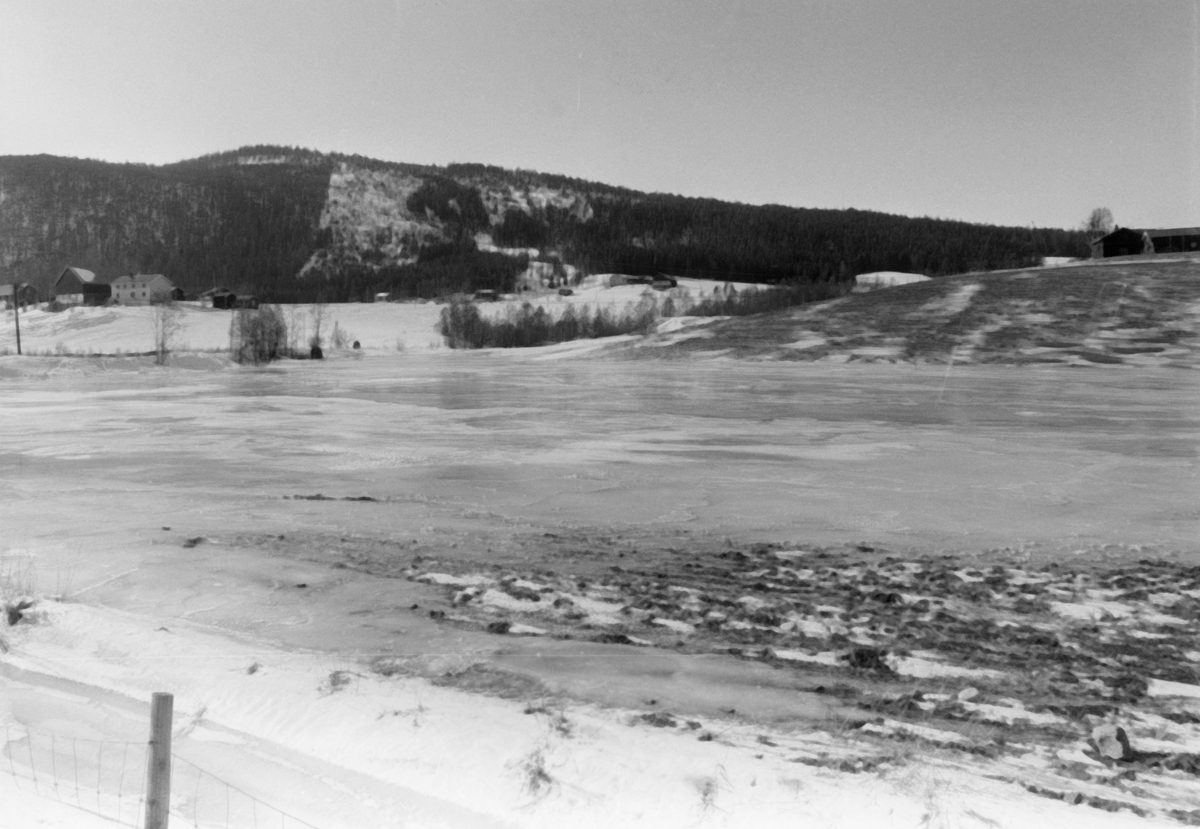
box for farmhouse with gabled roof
[111,273,176,305]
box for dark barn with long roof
[1090,227,1146,259]
[1143,227,1200,254]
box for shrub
[230,305,288,364]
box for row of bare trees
[150,302,340,366]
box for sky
[0,0,1196,230]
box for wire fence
[169,756,323,829]
[3,726,147,826]
[2,725,324,829]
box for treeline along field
[439,280,852,349]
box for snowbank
[854,271,932,288]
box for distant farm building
[607,274,653,287]
[1090,226,1200,258]
[1091,227,1148,258]
[374,292,391,303]
[516,260,578,291]
[200,287,237,309]
[111,273,176,305]
[1143,227,1200,254]
[54,267,111,306]
[233,295,259,309]
[854,272,931,291]
[1,283,39,309]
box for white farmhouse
[111,274,176,305]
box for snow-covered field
[0,277,754,358]
[0,299,447,356]
[1,313,1198,826]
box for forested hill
[0,153,332,299]
[0,147,1088,301]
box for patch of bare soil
[403,541,1200,822]
[615,256,1200,367]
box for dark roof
[113,273,170,284]
[1093,227,1144,243]
[59,266,98,283]
[1144,227,1200,237]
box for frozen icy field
[3,354,1198,663]
[3,353,1196,555]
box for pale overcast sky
[0,0,1196,229]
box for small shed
[200,287,237,309]
[233,295,259,310]
[374,292,391,303]
[1091,227,1145,258]
[54,267,111,306]
[1143,227,1200,254]
[1,283,39,310]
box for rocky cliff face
[299,163,440,277]
[299,161,595,278]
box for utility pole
[10,283,22,355]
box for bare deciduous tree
[1083,207,1115,239]
[151,302,183,365]
[309,302,327,349]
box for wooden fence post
[144,692,174,829]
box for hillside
[1,146,1087,303]
[618,256,1200,368]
